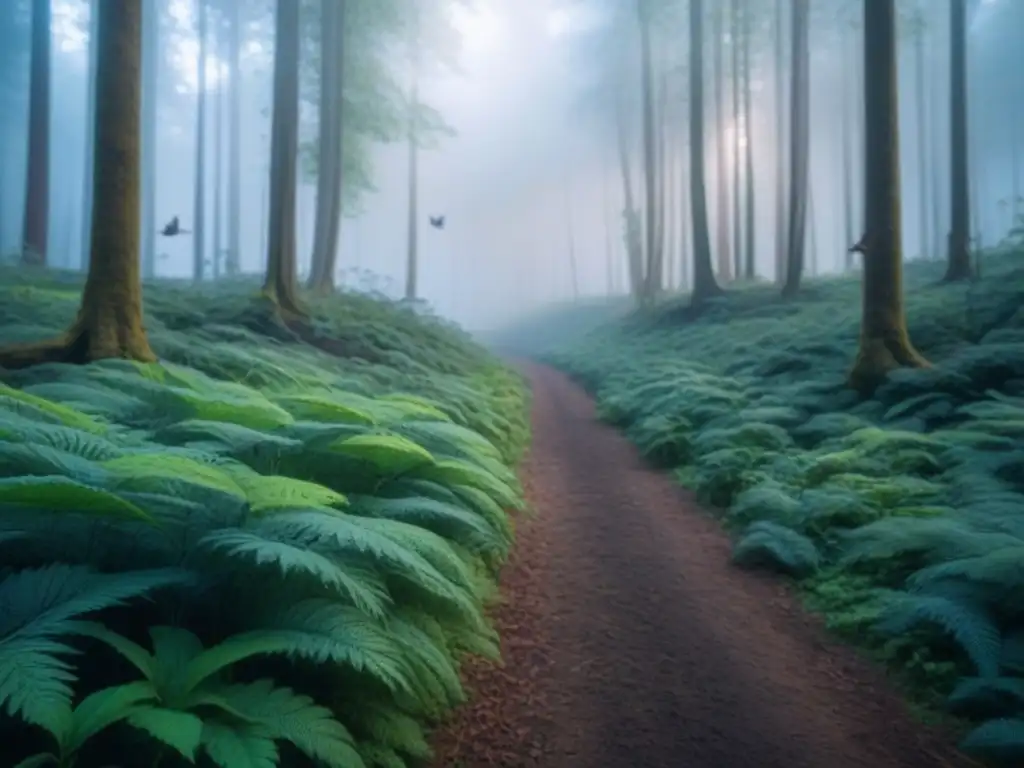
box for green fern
[0,565,190,732]
[71,622,367,768]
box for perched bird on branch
[160,216,191,237]
[429,215,445,230]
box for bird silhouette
[429,215,445,230]
[160,216,191,237]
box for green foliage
[0,270,529,767]
[524,248,1024,764]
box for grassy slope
[514,249,1024,765]
[0,267,529,768]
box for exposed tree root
[0,318,156,371]
[848,332,929,396]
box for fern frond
[875,593,1002,677]
[198,528,391,618]
[0,565,188,731]
[198,679,366,768]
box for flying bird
[160,216,191,237]
[429,215,445,230]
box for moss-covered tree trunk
[0,0,155,369]
[848,0,927,394]
[261,0,303,317]
[308,0,345,294]
[22,0,50,265]
[688,0,722,305]
[944,0,971,282]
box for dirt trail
[431,363,971,768]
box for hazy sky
[2,0,1021,332]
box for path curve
[432,363,972,768]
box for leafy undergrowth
[526,248,1024,765]
[0,267,529,768]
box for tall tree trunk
[615,98,644,298]
[22,0,50,265]
[665,137,678,290]
[1012,94,1021,226]
[404,79,419,300]
[679,122,691,291]
[0,0,155,367]
[193,0,208,281]
[773,0,786,284]
[308,0,346,293]
[654,70,670,292]
[807,177,817,275]
[212,7,223,281]
[140,0,157,278]
[730,0,742,280]
[849,0,927,393]
[929,28,943,260]
[639,0,658,302]
[603,160,615,295]
[781,0,809,297]
[261,0,302,316]
[741,0,755,280]
[841,22,854,270]
[226,0,241,275]
[689,0,722,304]
[563,180,579,300]
[913,23,929,260]
[81,0,101,271]
[712,2,731,281]
[944,0,971,281]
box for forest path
[431,363,970,768]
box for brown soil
[430,363,975,768]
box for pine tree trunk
[261,0,302,316]
[914,26,928,260]
[308,0,346,294]
[741,0,755,280]
[639,1,658,302]
[563,180,579,300]
[0,0,155,368]
[82,0,101,271]
[212,8,224,281]
[773,0,786,284]
[226,0,241,275]
[730,0,742,280]
[404,81,419,300]
[193,0,208,281]
[615,98,644,298]
[712,3,731,282]
[140,0,157,279]
[781,0,809,297]
[679,121,691,292]
[929,28,943,260]
[22,0,50,265]
[603,160,615,295]
[944,0,971,281]
[841,23,854,270]
[849,0,927,393]
[689,0,722,304]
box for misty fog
[0,0,1020,330]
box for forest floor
[431,363,973,768]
